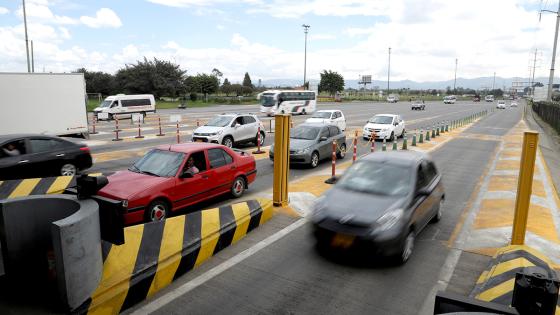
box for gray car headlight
[295,147,310,154]
[376,208,404,231]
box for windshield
[131,149,184,177]
[338,161,411,196]
[311,112,332,119]
[368,116,394,124]
[291,126,320,140]
[260,95,276,107]
[206,115,233,127]
[100,100,112,107]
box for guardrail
[532,101,560,134]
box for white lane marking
[131,218,307,315]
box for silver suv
[192,113,266,148]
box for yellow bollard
[511,131,539,245]
[273,114,291,207]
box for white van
[93,94,156,120]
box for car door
[0,139,32,179]
[421,160,443,219]
[242,116,258,141]
[231,116,246,142]
[206,148,236,195]
[328,125,343,150]
[337,111,346,131]
[411,163,432,230]
[317,126,331,158]
[397,115,405,135]
[173,151,210,209]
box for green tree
[188,73,219,101]
[242,72,253,89]
[114,57,186,98]
[489,88,503,97]
[75,68,116,96]
[231,84,244,96]
[318,70,344,96]
[221,78,232,96]
[212,68,223,85]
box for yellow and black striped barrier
[83,198,273,315]
[470,245,560,310]
[0,173,106,200]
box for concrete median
[0,174,108,200]
[84,198,273,315]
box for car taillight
[80,147,90,152]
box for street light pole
[492,72,496,90]
[31,40,34,73]
[542,2,560,101]
[22,0,31,73]
[531,48,538,96]
[453,58,458,92]
[387,47,391,95]
[302,24,310,89]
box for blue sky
[0,0,554,85]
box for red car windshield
[130,149,184,177]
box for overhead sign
[170,114,182,123]
[360,75,372,84]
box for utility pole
[541,2,560,101]
[302,24,310,89]
[492,72,496,90]
[31,40,34,73]
[531,48,538,96]
[22,0,31,73]
[453,58,458,92]
[387,47,391,95]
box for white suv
[362,114,405,141]
[305,110,346,131]
[192,113,266,148]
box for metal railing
[532,101,560,134]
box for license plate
[331,233,355,249]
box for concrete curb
[470,245,559,307]
[83,198,274,315]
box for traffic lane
[151,133,510,315]
[464,106,522,136]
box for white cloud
[216,24,225,31]
[310,33,336,40]
[58,26,71,40]
[0,7,9,15]
[80,8,122,29]
[15,2,79,25]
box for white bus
[258,90,317,116]
[93,94,156,120]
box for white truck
[0,73,89,138]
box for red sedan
[97,143,257,225]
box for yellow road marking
[89,225,144,315]
[46,176,73,194]
[476,278,515,302]
[147,216,185,298]
[479,257,535,283]
[231,202,251,244]
[195,208,220,267]
[8,178,41,198]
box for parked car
[305,110,346,131]
[97,143,257,225]
[496,100,506,109]
[485,95,494,102]
[0,134,92,180]
[192,113,266,148]
[411,100,425,110]
[387,94,399,103]
[269,123,346,168]
[311,151,445,264]
[443,95,456,104]
[362,114,405,141]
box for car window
[208,148,229,168]
[132,149,184,177]
[243,116,256,124]
[187,151,207,172]
[423,160,438,184]
[0,139,27,157]
[29,139,62,153]
[234,116,244,126]
[416,165,428,190]
[223,151,233,164]
[328,125,340,137]
[337,161,411,196]
[319,127,329,139]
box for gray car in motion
[269,123,346,168]
[311,151,445,264]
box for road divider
[85,198,274,314]
[0,174,107,200]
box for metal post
[135,119,144,139]
[30,40,34,73]
[112,118,122,141]
[331,140,336,177]
[253,126,265,154]
[453,58,458,92]
[22,0,31,73]
[90,116,98,135]
[371,136,375,152]
[387,47,391,95]
[302,24,310,88]
[511,132,539,245]
[156,115,165,136]
[273,114,290,207]
[352,130,357,162]
[176,123,180,143]
[546,5,559,104]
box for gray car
[311,151,445,264]
[269,123,346,168]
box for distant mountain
[260,77,550,90]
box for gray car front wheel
[310,151,319,168]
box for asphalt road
[132,105,523,315]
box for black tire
[310,151,320,168]
[145,199,170,222]
[401,129,406,138]
[302,109,306,115]
[222,136,234,148]
[396,230,415,264]
[254,132,265,146]
[60,163,77,176]
[337,143,346,159]
[231,176,246,198]
[432,198,444,223]
[389,132,395,142]
[108,113,114,120]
